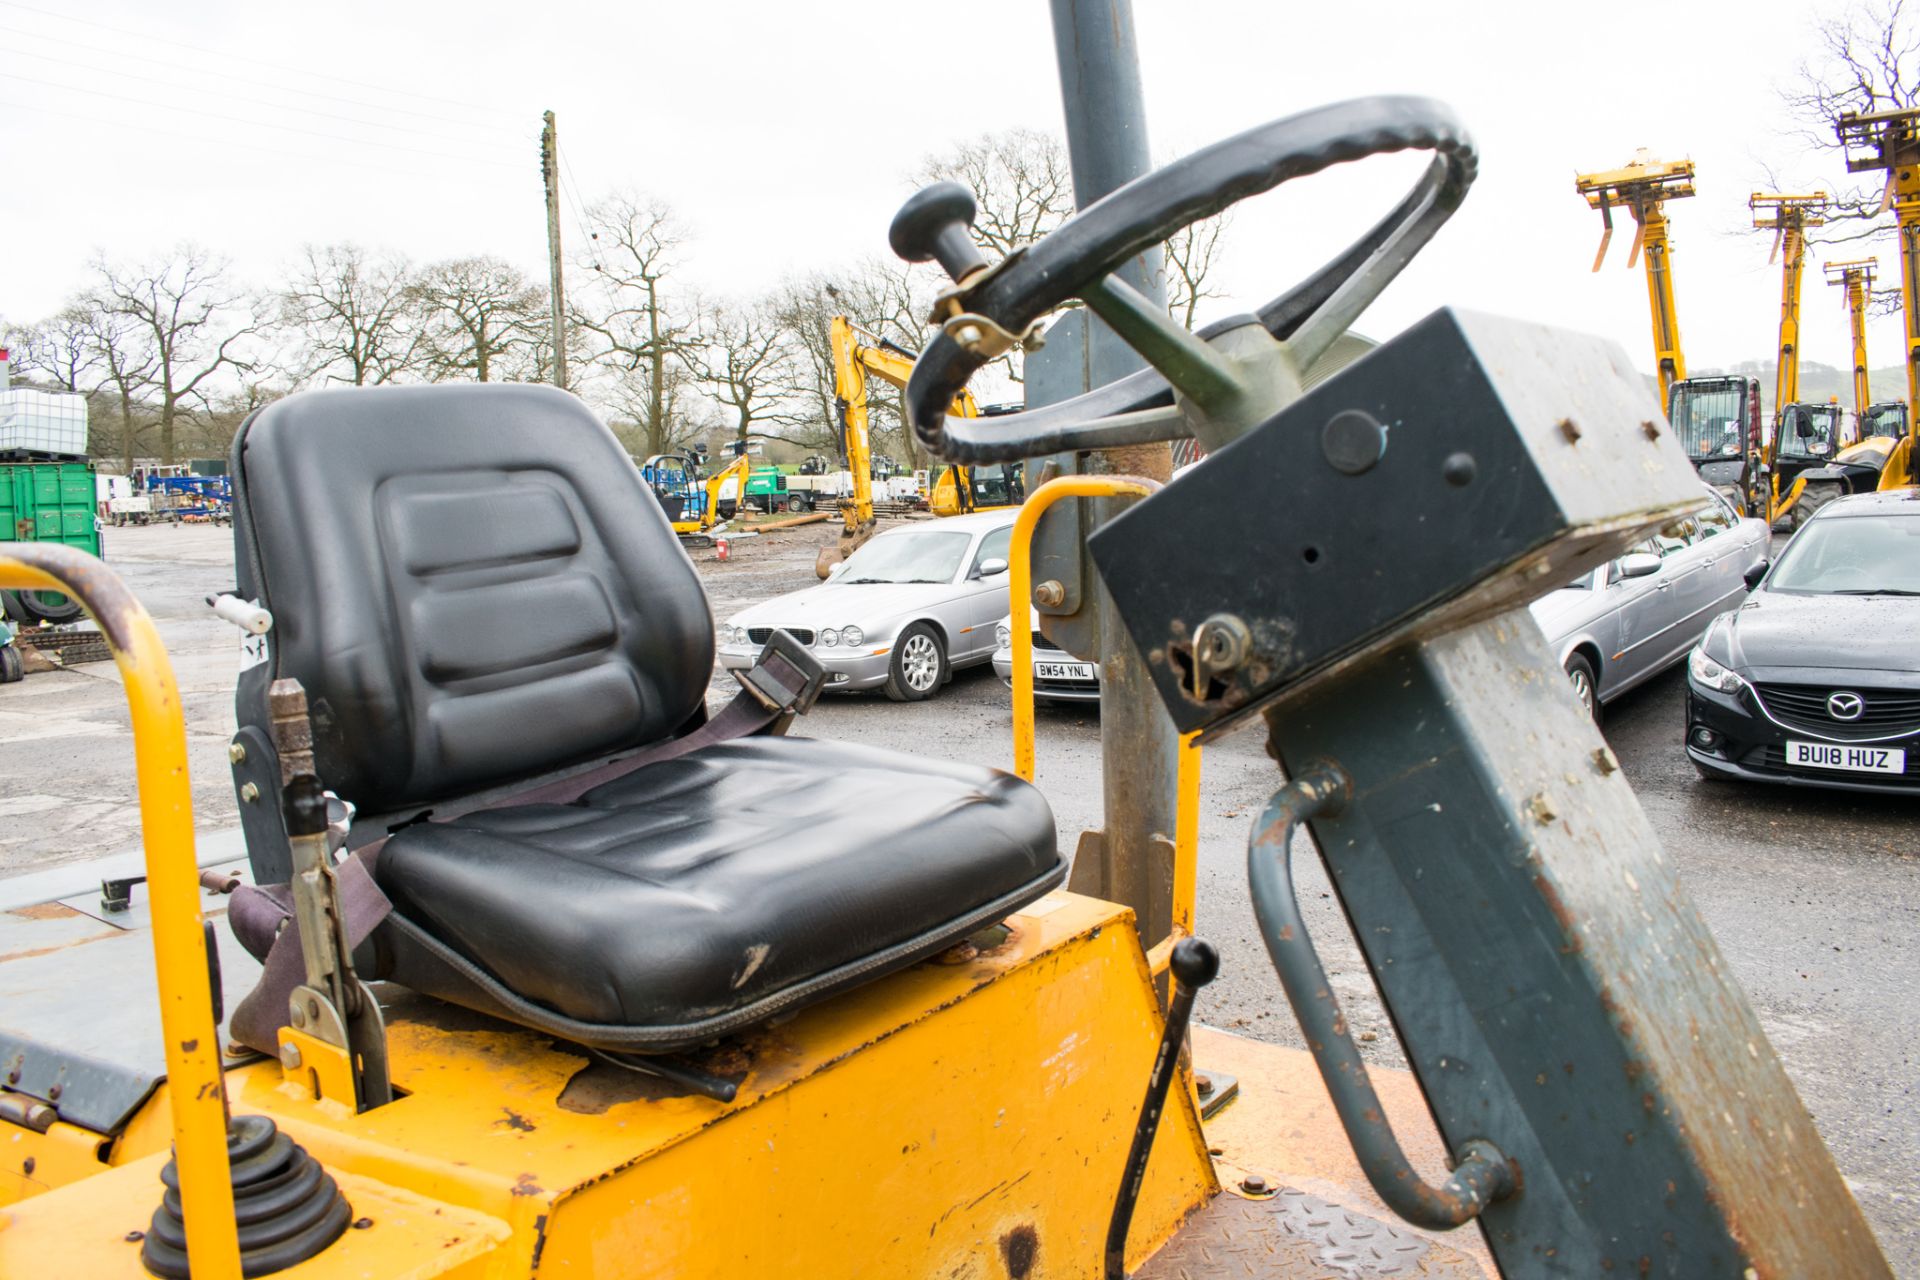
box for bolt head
[280,1042,303,1070]
[1240,1174,1269,1195]
[240,781,260,804]
[1034,579,1066,608]
[955,324,984,349]
[228,742,247,765]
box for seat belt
[228,635,826,1055]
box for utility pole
[540,110,569,391]
[1826,258,1878,420]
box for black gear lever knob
[889,181,990,284]
[1169,937,1220,991]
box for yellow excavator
[815,315,1024,577]
[640,445,754,542]
[0,53,1894,1280]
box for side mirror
[1617,551,1662,580]
[1743,559,1769,591]
[827,560,849,577]
[976,557,1009,579]
[1795,416,1814,439]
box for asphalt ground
[2,518,1914,1271]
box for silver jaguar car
[991,607,1102,704]
[1531,484,1769,722]
[717,509,1015,701]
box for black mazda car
[1686,488,1920,795]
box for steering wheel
[888,96,1476,464]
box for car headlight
[995,621,1011,650]
[717,623,738,645]
[840,625,864,646]
[1688,647,1746,694]
[818,628,840,647]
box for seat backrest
[230,384,713,815]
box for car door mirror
[1742,559,1769,591]
[975,557,1009,579]
[1617,551,1662,580]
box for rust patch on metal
[1000,1223,1038,1278]
[1532,874,1582,953]
[497,1107,535,1132]
[7,903,79,921]
[511,1173,543,1197]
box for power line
[0,0,526,120]
[0,95,514,186]
[2,46,520,156]
[0,69,522,168]
[3,26,524,140]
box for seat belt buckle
[733,628,827,716]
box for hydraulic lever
[1104,937,1217,1280]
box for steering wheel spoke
[1079,275,1247,415]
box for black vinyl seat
[228,384,1063,1051]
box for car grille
[747,626,814,646]
[1749,744,1920,788]
[1032,630,1061,653]
[1752,683,1920,741]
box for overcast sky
[1,0,1892,388]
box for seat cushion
[374,736,1062,1032]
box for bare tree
[280,244,423,385]
[412,256,546,383]
[91,246,259,465]
[11,305,103,392]
[1165,213,1232,330]
[572,193,698,456]
[689,299,809,448]
[773,266,933,465]
[916,130,1076,258]
[1781,0,1920,253]
[74,299,160,473]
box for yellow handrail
[1007,477,1201,971]
[0,544,241,1280]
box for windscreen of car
[1766,513,1920,595]
[840,530,972,584]
[1667,383,1747,459]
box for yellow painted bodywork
[1577,153,1695,405]
[1827,258,1878,418]
[1,1119,105,1207]
[0,1155,509,1278]
[1751,193,1829,416]
[26,892,1214,1278]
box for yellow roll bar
[0,544,242,1280]
[1007,477,1200,972]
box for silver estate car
[718,510,1014,701]
[1532,485,1769,722]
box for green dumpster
[1,460,99,623]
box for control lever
[1104,937,1218,1280]
[888,180,990,286]
[206,592,272,635]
